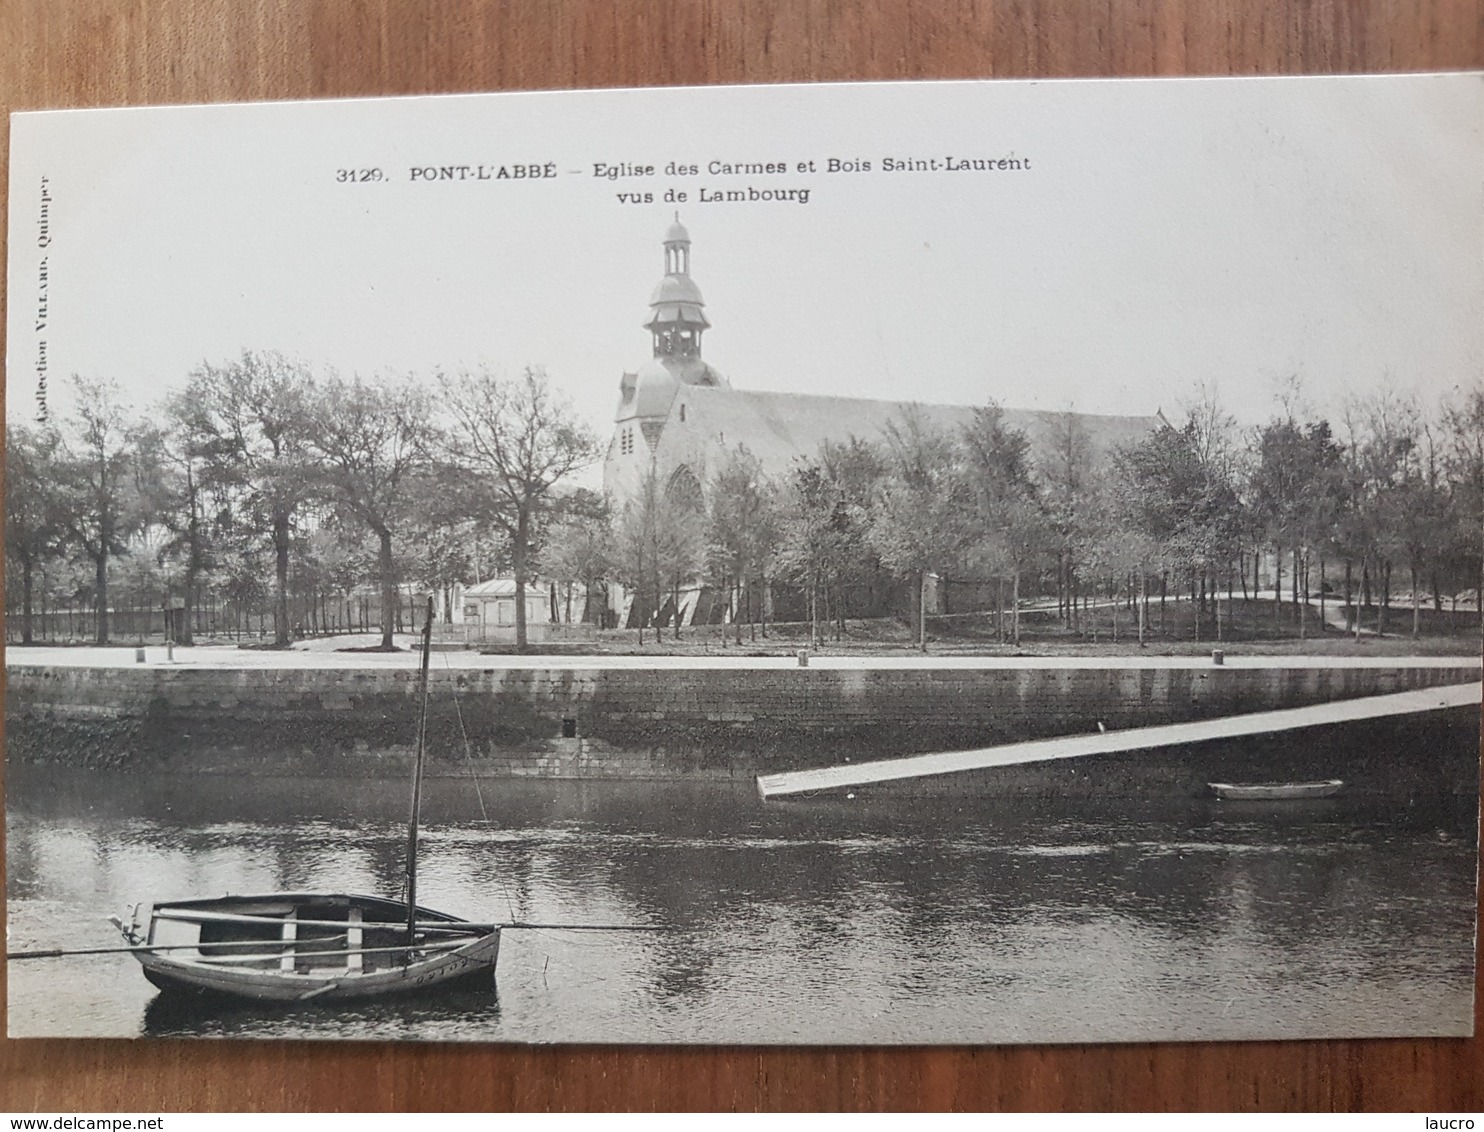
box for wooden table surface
[2,0,1481,1112]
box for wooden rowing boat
[109,597,502,1002]
[112,893,500,1002]
[1208,779,1344,801]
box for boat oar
[500,923,679,932]
[152,908,676,934]
[7,937,475,962]
[151,940,474,966]
[7,940,279,961]
[7,922,680,959]
[7,943,165,960]
[150,908,493,933]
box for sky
[7,74,1482,444]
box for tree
[143,410,219,645]
[774,438,886,645]
[441,366,601,652]
[176,352,314,646]
[5,424,68,643]
[1183,387,1248,629]
[655,476,706,639]
[775,460,837,647]
[1342,390,1422,635]
[405,514,477,626]
[1117,409,1242,640]
[539,489,613,625]
[611,482,655,644]
[306,374,433,649]
[959,402,1047,647]
[1250,407,1344,636]
[309,522,379,633]
[706,446,780,644]
[1390,412,1451,637]
[1038,411,1099,631]
[817,438,888,631]
[1441,382,1484,628]
[611,466,704,643]
[869,407,971,650]
[56,377,143,644]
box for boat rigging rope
[441,652,491,825]
[441,649,517,922]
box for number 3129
[336,168,385,183]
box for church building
[602,219,1162,624]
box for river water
[6,765,1478,1044]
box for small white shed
[462,578,551,640]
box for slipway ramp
[755,681,1482,799]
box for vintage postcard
[5,75,1481,1043]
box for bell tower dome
[646,215,712,359]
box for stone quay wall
[6,662,1479,793]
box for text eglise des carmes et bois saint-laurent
[352,152,1033,206]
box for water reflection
[6,762,1478,1044]
[140,982,502,1040]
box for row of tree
[6,355,601,651]
[607,382,1484,648]
[8,352,1484,653]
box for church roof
[673,386,1161,475]
[645,355,726,387]
[464,577,555,598]
[617,355,730,421]
[464,578,522,597]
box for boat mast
[405,594,435,940]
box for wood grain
[2,0,1481,1112]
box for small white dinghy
[1208,779,1344,801]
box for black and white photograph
[4,74,1481,1044]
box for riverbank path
[5,643,1481,671]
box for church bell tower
[646,215,711,360]
[610,217,730,473]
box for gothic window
[665,465,704,514]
